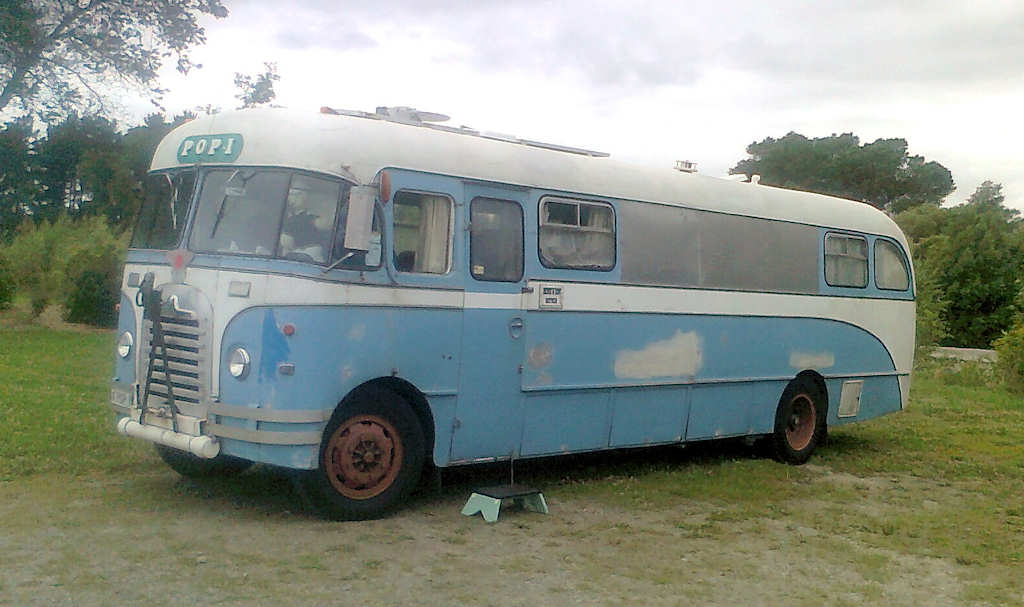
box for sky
[127,0,1024,210]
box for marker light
[117,332,134,358]
[378,170,391,204]
[228,348,251,379]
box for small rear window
[875,240,910,291]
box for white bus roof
[152,108,909,246]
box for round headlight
[117,332,133,358]
[228,348,251,379]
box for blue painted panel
[686,381,784,440]
[521,390,611,456]
[609,386,687,447]
[825,375,902,426]
[522,312,895,391]
[451,309,524,460]
[218,304,461,467]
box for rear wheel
[771,376,827,465]
[154,444,252,478]
[301,386,425,520]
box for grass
[0,327,154,480]
[2,327,1023,604]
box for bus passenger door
[451,187,527,461]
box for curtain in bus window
[539,200,615,270]
[471,198,524,282]
[393,192,451,274]
[825,234,868,287]
[874,240,909,290]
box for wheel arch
[337,377,436,466]
[794,369,829,416]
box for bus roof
[151,108,909,246]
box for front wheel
[771,376,827,465]
[300,386,425,520]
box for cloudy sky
[133,0,1023,210]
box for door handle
[508,317,524,339]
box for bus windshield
[131,170,195,249]
[187,168,379,268]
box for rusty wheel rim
[785,394,816,451]
[324,414,403,500]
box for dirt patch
[0,463,992,607]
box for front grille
[145,315,205,408]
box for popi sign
[177,134,244,163]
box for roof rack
[320,105,610,158]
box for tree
[0,117,36,239]
[234,62,279,109]
[0,0,228,120]
[896,181,1024,348]
[731,132,954,212]
[33,114,121,220]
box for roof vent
[675,160,697,173]
[319,105,609,157]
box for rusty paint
[527,343,554,369]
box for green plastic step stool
[461,485,548,523]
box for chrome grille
[144,315,205,409]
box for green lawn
[0,328,154,480]
[2,328,1022,603]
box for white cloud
[133,0,1024,209]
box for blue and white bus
[110,106,915,519]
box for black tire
[154,444,253,478]
[300,386,425,521]
[771,376,827,465]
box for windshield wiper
[209,194,229,238]
[322,251,357,273]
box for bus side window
[825,233,868,288]
[470,198,524,282]
[393,191,453,274]
[538,197,615,270]
[875,239,910,291]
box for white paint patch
[789,351,835,370]
[614,330,703,379]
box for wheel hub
[325,414,403,500]
[785,394,816,451]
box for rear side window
[539,197,615,270]
[471,198,523,282]
[393,191,453,274]
[875,240,910,290]
[825,233,868,288]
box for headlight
[117,332,133,358]
[228,348,251,379]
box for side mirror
[343,185,376,251]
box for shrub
[66,270,118,326]
[994,323,1024,393]
[1,215,127,325]
[0,254,13,310]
